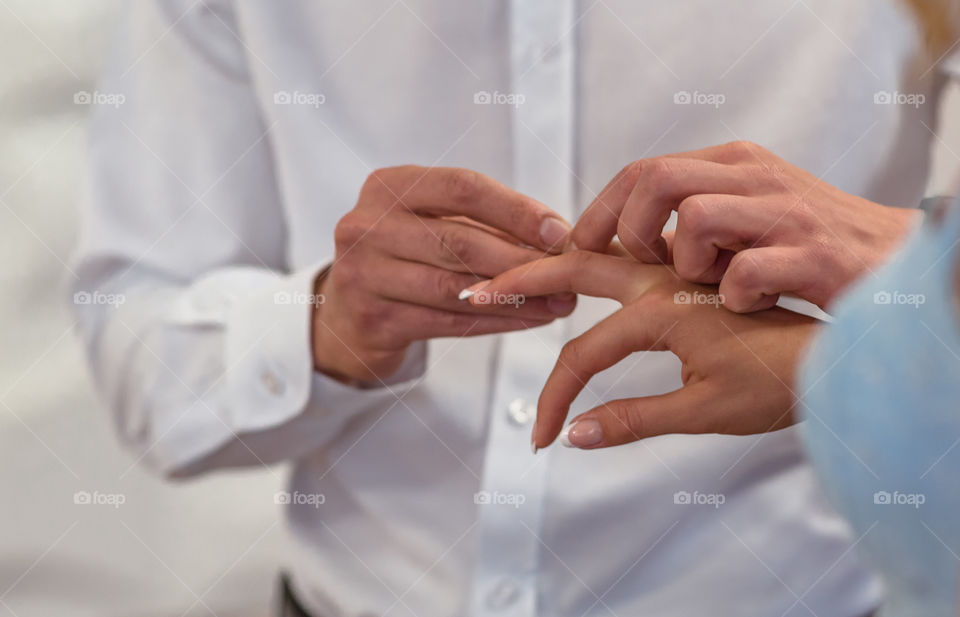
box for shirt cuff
[222,263,428,436]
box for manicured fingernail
[458,280,490,300]
[540,217,571,251]
[530,421,539,454]
[547,293,577,316]
[559,419,603,448]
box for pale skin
[312,166,576,382]
[573,141,921,313]
[465,250,818,450]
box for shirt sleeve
[71,0,426,477]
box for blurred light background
[0,3,286,616]
[2,3,960,617]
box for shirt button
[485,578,521,610]
[507,398,535,426]
[261,370,285,396]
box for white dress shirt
[72,1,951,615]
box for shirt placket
[468,0,577,615]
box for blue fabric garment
[800,200,960,617]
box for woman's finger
[556,384,717,449]
[465,251,664,306]
[532,303,680,449]
[372,257,577,319]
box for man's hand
[572,141,921,312]
[466,251,818,450]
[313,166,576,382]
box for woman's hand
[572,141,921,312]
[465,251,819,450]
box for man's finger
[572,146,754,254]
[615,159,754,263]
[555,384,716,449]
[379,214,549,277]
[465,251,665,306]
[368,166,572,253]
[383,302,555,340]
[671,194,777,283]
[719,247,808,312]
[532,304,680,449]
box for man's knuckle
[790,200,823,234]
[435,227,471,266]
[617,219,657,256]
[431,270,463,300]
[727,139,755,153]
[330,259,357,289]
[622,160,645,185]
[727,252,764,290]
[676,196,712,237]
[444,168,483,205]
[638,158,677,188]
[363,167,395,194]
[355,302,386,332]
[444,312,474,332]
[334,213,368,249]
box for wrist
[310,271,408,383]
[310,268,352,383]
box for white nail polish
[458,289,475,300]
[530,439,538,455]
[559,423,574,448]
